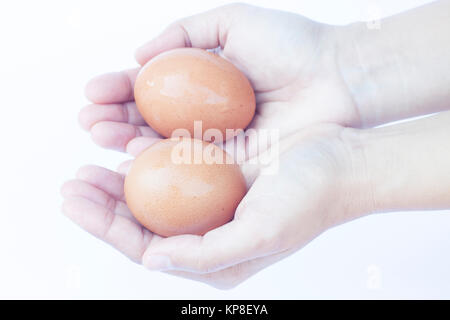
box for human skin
[62,112,450,288]
[336,0,450,127]
[63,2,450,288]
[79,1,450,150]
[79,3,359,152]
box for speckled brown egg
[124,137,247,237]
[134,48,255,142]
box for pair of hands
[61,4,370,288]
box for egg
[124,137,247,237]
[134,48,256,142]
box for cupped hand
[79,3,359,153]
[61,124,368,289]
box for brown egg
[134,48,256,142]
[124,138,247,237]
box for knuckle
[121,102,130,122]
[105,196,117,213]
[101,210,116,240]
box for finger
[61,179,136,222]
[141,157,311,274]
[141,216,279,274]
[126,136,161,157]
[85,68,139,104]
[117,160,133,175]
[78,102,146,131]
[62,196,154,262]
[76,165,125,201]
[166,248,295,289]
[221,131,262,187]
[240,160,261,188]
[135,4,242,65]
[90,121,160,152]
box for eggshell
[134,48,255,142]
[124,138,247,237]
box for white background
[0,0,448,299]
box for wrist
[349,112,450,213]
[334,22,394,128]
[337,127,376,220]
[334,22,369,128]
[302,126,376,229]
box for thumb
[140,173,299,274]
[134,3,246,65]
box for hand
[65,1,450,289]
[61,124,367,288]
[79,3,360,153]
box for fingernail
[144,254,172,271]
